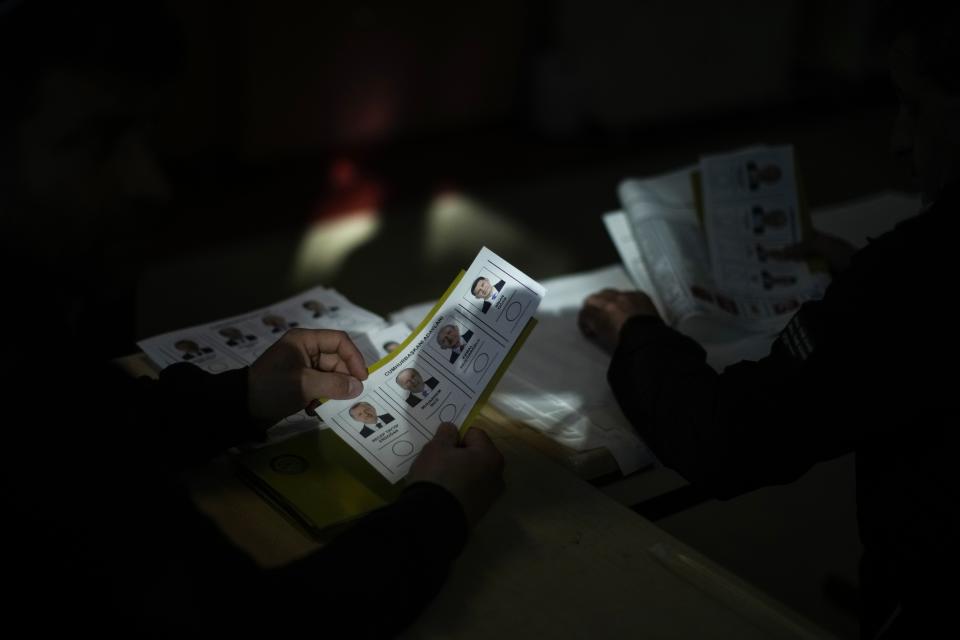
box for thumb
[461,426,494,450]
[577,305,599,336]
[431,422,459,447]
[302,369,363,401]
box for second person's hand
[578,289,661,354]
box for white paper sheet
[612,149,834,335]
[488,265,657,475]
[137,285,389,444]
[487,189,922,477]
[352,322,413,367]
[137,285,387,372]
[700,145,828,304]
[314,247,545,483]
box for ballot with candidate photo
[312,247,544,484]
[138,247,544,535]
[604,144,829,336]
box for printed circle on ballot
[505,301,522,322]
[439,404,457,423]
[472,352,489,373]
[392,440,414,457]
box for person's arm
[580,290,857,499]
[264,424,504,638]
[129,329,368,468]
[612,314,858,497]
[128,363,269,467]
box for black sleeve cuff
[263,480,470,637]
[397,481,470,561]
[145,364,267,464]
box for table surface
[117,353,835,639]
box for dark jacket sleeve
[262,481,469,639]
[116,362,268,468]
[608,311,858,499]
[607,203,953,500]
[117,364,470,636]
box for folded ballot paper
[138,247,543,534]
[606,145,830,338]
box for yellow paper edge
[363,267,539,438]
[248,266,538,536]
[367,271,467,375]
[458,316,537,436]
[310,271,466,406]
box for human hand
[766,232,856,275]
[578,289,660,354]
[247,328,367,425]
[407,423,505,528]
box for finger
[577,305,600,336]
[301,369,363,401]
[462,428,505,470]
[431,422,459,447]
[461,427,495,451]
[316,352,356,374]
[301,330,368,380]
[583,291,611,307]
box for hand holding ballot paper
[605,145,831,337]
[314,247,544,484]
[137,247,543,532]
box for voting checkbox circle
[472,353,489,373]
[439,404,457,423]
[391,440,414,457]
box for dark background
[4,0,906,349]
[2,3,908,636]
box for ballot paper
[138,248,542,484]
[351,322,413,368]
[137,285,391,442]
[700,145,823,299]
[488,265,656,476]
[313,247,545,483]
[387,270,658,477]
[138,286,387,373]
[607,145,829,336]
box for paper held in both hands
[138,248,544,532]
[311,248,544,484]
[607,145,830,340]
